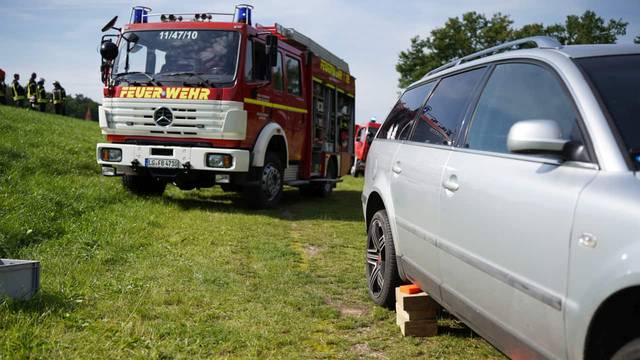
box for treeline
[61,94,100,121]
[397,10,640,88]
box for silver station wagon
[361,36,640,359]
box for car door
[438,62,598,359]
[389,68,487,298]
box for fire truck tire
[299,158,337,197]
[350,164,358,177]
[315,158,337,198]
[243,152,283,209]
[121,174,166,196]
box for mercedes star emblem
[153,107,173,127]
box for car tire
[366,209,401,308]
[121,174,166,196]
[612,338,640,360]
[243,152,283,209]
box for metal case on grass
[0,259,40,300]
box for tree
[64,94,99,121]
[397,10,630,88]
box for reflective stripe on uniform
[52,88,65,104]
[12,83,25,101]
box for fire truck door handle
[392,164,402,174]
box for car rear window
[410,67,487,145]
[575,54,640,166]
[377,82,435,140]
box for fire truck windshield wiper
[113,72,161,86]
[156,72,215,88]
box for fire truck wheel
[315,159,337,198]
[244,152,283,209]
[350,164,359,177]
[121,174,166,196]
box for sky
[1,0,638,124]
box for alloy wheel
[366,219,386,297]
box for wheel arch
[252,122,289,168]
[585,286,640,360]
[364,189,407,281]
[365,191,386,230]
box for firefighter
[52,81,66,115]
[27,72,38,110]
[0,69,7,105]
[11,74,26,107]
[36,78,48,112]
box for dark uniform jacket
[52,87,66,104]
[27,79,37,101]
[12,80,26,100]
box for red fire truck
[351,118,381,177]
[96,5,355,208]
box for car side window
[411,67,486,145]
[377,81,435,140]
[272,52,284,91]
[285,56,302,95]
[465,63,583,154]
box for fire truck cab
[96,5,355,208]
[351,118,380,177]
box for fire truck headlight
[100,148,122,162]
[206,154,233,168]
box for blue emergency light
[635,154,640,163]
[234,4,253,25]
[132,6,151,24]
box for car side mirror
[507,119,569,155]
[100,40,119,61]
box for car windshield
[575,54,640,166]
[113,30,240,86]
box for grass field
[0,105,503,359]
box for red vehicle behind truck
[350,118,380,177]
[96,5,355,208]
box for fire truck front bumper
[96,143,250,176]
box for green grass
[0,105,504,359]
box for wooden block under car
[396,311,438,337]
[396,301,437,321]
[395,287,440,312]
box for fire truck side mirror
[101,16,119,33]
[266,34,278,67]
[100,40,119,61]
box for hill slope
[0,105,501,358]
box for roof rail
[425,36,562,77]
[267,23,350,73]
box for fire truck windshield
[113,30,240,86]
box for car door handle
[392,165,402,174]
[443,175,459,192]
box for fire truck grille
[103,98,243,138]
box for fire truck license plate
[145,158,180,168]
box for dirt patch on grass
[303,245,320,257]
[325,297,368,317]
[352,343,386,359]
